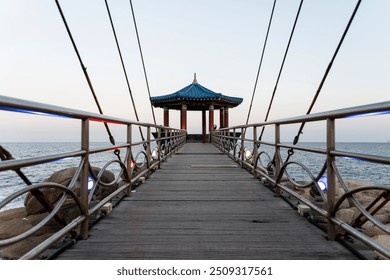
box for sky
[0,0,389,142]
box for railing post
[162,128,167,162]
[227,128,230,155]
[275,124,281,196]
[158,127,162,169]
[220,129,224,152]
[218,129,221,150]
[170,128,173,157]
[147,126,151,173]
[233,128,236,158]
[240,127,245,166]
[175,130,177,151]
[173,129,176,153]
[327,118,336,240]
[253,125,258,177]
[80,118,89,240]
[172,129,175,153]
[221,129,224,151]
[221,129,224,152]
[126,124,133,197]
[178,130,181,148]
[176,130,179,153]
[220,129,223,150]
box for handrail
[212,101,390,259]
[226,100,390,129]
[0,95,167,128]
[0,95,186,259]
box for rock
[0,208,60,239]
[0,208,27,239]
[334,186,350,209]
[0,207,60,259]
[335,209,355,225]
[343,180,384,207]
[24,167,116,216]
[0,207,27,222]
[0,233,54,260]
[349,206,360,221]
[362,222,390,237]
[372,234,390,259]
[0,167,119,259]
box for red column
[163,107,169,127]
[224,108,229,128]
[202,110,206,143]
[180,104,187,130]
[209,105,214,132]
[219,108,224,128]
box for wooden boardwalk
[56,143,357,259]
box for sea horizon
[1,140,389,143]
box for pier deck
[56,143,357,259]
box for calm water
[0,142,143,211]
[1,142,390,211]
[258,142,390,186]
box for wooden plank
[55,143,358,260]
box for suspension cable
[129,0,157,126]
[104,0,140,123]
[246,0,277,125]
[54,0,115,145]
[258,0,304,141]
[104,0,146,144]
[286,0,362,161]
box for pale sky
[1,0,389,142]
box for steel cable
[258,0,304,142]
[286,0,362,162]
[246,0,277,125]
[129,0,157,126]
[104,0,146,143]
[54,0,115,145]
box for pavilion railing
[212,101,390,259]
[0,95,186,259]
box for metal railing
[0,95,186,259]
[212,101,390,259]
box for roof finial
[193,72,198,84]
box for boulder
[362,222,390,237]
[0,207,27,222]
[335,209,355,225]
[372,234,390,259]
[0,207,60,259]
[24,167,116,216]
[0,167,119,259]
[0,232,54,260]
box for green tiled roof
[150,75,243,110]
[151,83,242,103]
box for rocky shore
[297,180,390,258]
[0,166,119,259]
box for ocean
[259,142,390,188]
[1,142,389,211]
[0,142,141,211]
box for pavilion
[150,74,243,143]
